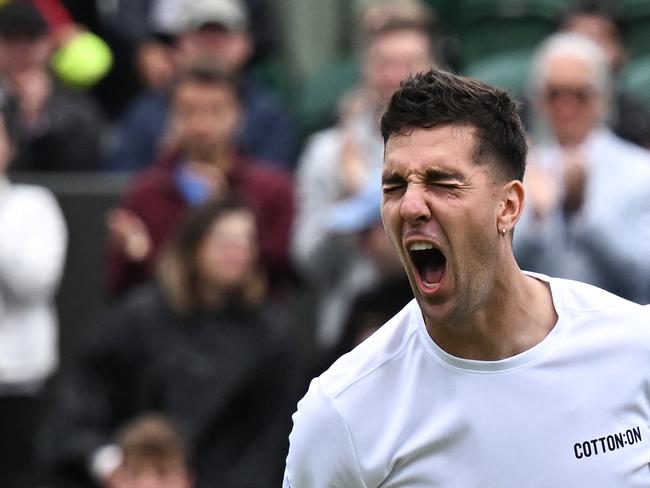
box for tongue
[423,263,444,285]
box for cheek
[381,206,402,246]
[451,209,497,263]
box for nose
[400,185,431,223]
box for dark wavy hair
[380,68,528,181]
[157,198,265,316]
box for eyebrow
[381,172,405,185]
[382,168,467,185]
[424,168,467,183]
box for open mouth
[408,242,447,290]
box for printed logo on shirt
[573,426,642,459]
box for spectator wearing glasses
[559,3,650,149]
[514,32,650,303]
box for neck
[427,254,557,361]
[186,145,236,173]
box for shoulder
[7,183,57,202]
[240,76,287,114]
[237,158,293,189]
[550,274,645,312]
[285,375,366,486]
[96,285,171,337]
[127,165,175,194]
[301,127,342,158]
[547,275,650,335]
[318,299,421,399]
[296,127,345,179]
[598,130,650,169]
[4,184,62,214]
[286,300,422,486]
[51,85,105,118]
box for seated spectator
[105,63,294,299]
[0,89,67,487]
[107,0,298,171]
[515,32,650,303]
[292,16,436,348]
[105,414,192,488]
[38,199,294,488]
[559,2,650,148]
[323,173,412,364]
[0,1,107,171]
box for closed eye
[382,184,405,194]
[430,182,458,189]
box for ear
[496,179,525,236]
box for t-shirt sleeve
[283,378,366,487]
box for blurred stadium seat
[621,54,650,109]
[295,57,360,138]
[618,0,650,59]
[463,48,533,99]
[457,0,567,68]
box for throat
[412,248,446,286]
[425,273,559,361]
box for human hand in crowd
[339,134,366,197]
[562,147,588,216]
[9,68,51,127]
[136,40,176,91]
[107,209,152,262]
[337,89,370,197]
[524,152,561,221]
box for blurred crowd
[0,0,649,487]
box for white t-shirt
[0,180,67,386]
[284,274,650,487]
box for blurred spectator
[0,89,67,486]
[559,2,650,148]
[297,0,441,136]
[133,33,176,93]
[107,0,298,171]
[105,64,294,300]
[0,1,108,171]
[292,16,436,348]
[323,173,412,364]
[39,199,294,488]
[105,414,192,488]
[515,32,650,303]
[151,0,279,66]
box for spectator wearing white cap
[107,0,298,172]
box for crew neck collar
[417,272,565,373]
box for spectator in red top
[106,63,294,299]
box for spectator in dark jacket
[39,199,294,488]
[105,63,295,299]
[0,2,107,171]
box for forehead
[384,124,478,169]
[543,54,594,87]
[210,209,255,233]
[174,80,237,104]
[367,29,431,57]
[566,14,618,41]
